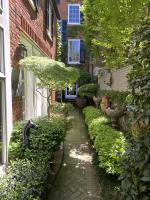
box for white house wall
[20,34,48,120]
[0,0,12,170]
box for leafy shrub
[78,69,92,87]
[50,102,74,115]
[0,159,48,200]
[94,125,127,175]
[83,106,107,126]
[83,106,127,175]
[98,90,129,107]
[1,105,68,200]
[78,83,97,98]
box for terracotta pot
[100,96,109,113]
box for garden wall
[98,66,131,91]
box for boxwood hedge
[0,104,69,200]
[83,106,127,175]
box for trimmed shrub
[1,104,68,200]
[83,106,127,175]
[83,106,108,126]
[94,125,126,175]
[78,83,97,98]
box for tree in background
[83,0,150,68]
[20,56,79,117]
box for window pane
[68,40,80,63]
[0,28,4,73]
[0,81,3,164]
[69,5,80,24]
[0,0,2,9]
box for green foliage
[83,106,127,175]
[20,56,79,90]
[56,21,62,61]
[78,83,97,98]
[78,69,92,87]
[83,106,105,125]
[83,0,149,68]
[0,159,48,200]
[121,134,150,199]
[121,17,150,199]
[98,90,129,107]
[94,125,126,175]
[68,25,84,38]
[50,102,74,116]
[1,106,68,200]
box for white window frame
[65,82,78,99]
[46,0,52,40]
[68,4,80,25]
[68,39,80,64]
[0,27,6,170]
[27,0,36,11]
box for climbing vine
[121,17,150,199]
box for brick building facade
[10,0,60,121]
[58,0,89,100]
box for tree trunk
[47,92,51,118]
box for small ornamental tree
[20,56,79,117]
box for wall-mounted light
[16,44,28,60]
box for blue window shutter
[61,20,67,45]
[80,11,84,24]
[80,40,85,63]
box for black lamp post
[16,44,27,60]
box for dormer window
[68,4,80,25]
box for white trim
[27,0,36,11]
[68,39,80,64]
[65,82,78,99]
[68,4,80,25]
[0,0,2,13]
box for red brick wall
[10,0,57,121]
[9,0,57,66]
[58,0,68,20]
[12,97,23,122]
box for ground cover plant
[0,103,70,200]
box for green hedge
[78,83,97,98]
[83,106,109,126]
[83,106,127,175]
[98,90,129,106]
[0,106,68,200]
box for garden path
[47,109,101,200]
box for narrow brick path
[47,109,101,200]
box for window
[0,28,4,73]
[27,0,39,11]
[68,39,80,64]
[0,0,2,13]
[0,28,5,165]
[68,4,80,25]
[46,0,54,39]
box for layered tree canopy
[20,56,79,90]
[83,0,150,68]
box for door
[65,82,78,100]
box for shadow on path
[47,109,101,200]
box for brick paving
[47,109,101,200]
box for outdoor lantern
[16,43,27,60]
